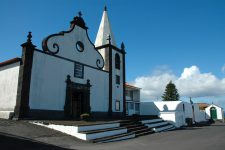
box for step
[77,122,120,132]
[124,123,143,129]
[80,127,126,134]
[145,122,168,128]
[93,132,135,143]
[127,125,148,132]
[120,121,140,126]
[85,127,127,140]
[135,130,154,137]
[153,125,174,132]
[141,119,163,124]
[132,127,152,134]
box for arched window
[183,104,185,112]
[115,53,120,70]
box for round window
[76,41,84,52]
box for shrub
[80,113,91,121]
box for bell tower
[95,7,126,117]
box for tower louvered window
[115,53,120,70]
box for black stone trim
[84,28,105,69]
[95,44,126,54]
[42,13,86,54]
[64,75,91,118]
[28,109,65,120]
[121,42,126,116]
[108,44,113,116]
[34,49,108,73]
[42,13,105,69]
[91,112,123,119]
[14,32,36,119]
[70,11,88,30]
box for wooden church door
[72,91,84,118]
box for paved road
[0,133,72,150]
[0,119,224,150]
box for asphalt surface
[0,119,225,150]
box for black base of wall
[91,111,124,120]
[25,109,125,120]
[28,109,65,120]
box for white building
[125,83,141,116]
[141,101,195,127]
[205,104,224,121]
[192,103,207,123]
[0,8,127,119]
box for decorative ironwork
[96,59,104,69]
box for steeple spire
[95,6,116,47]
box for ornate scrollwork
[42,33,63,55]
[51,43,60,54]
[96,59,104,69]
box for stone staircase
[31,117,176,143]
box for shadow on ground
[0,132,73,150]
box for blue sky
[0,0,225,107]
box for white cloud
[133,65,225,108]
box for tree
[162,81,180,101]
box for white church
[0,7,127,119]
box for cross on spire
[78,11,82,17]
[107,34,111,44]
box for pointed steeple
[95,6,117,47]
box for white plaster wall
[175,111,186,127]
[133,90,140,101]
[183,102,193,119]
[199,111,207,122]
[154,101,183,111]
[46,26,104,69]
[98,47,109,71]
[84,67,109,112]
[0,62,20,111]
[111,50,123,113]
[159,111,185,127]
[205,104,223,120]
[193,104,199,122]
[140,101,188,127]
[193,104,207,122]
[29,51,109,112]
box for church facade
[0,8,126,119]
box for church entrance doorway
[210,107,217,120]
[64,75,91,119]
[71,91,85,118]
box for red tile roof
[196,103,210,110]
[125,83,141,90]
[0,57,21,67]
